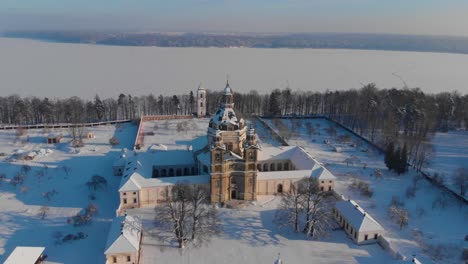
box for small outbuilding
[104,215,142,264]
[333,199,383,245]
[4,246,47,264]
[46,133,62,144]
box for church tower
[197,84,206,117]
[208,80,255,204]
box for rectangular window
[365,235,368,240]
[355,232,358,239]
[127,255,131,262]
[123,198,127,204]
[133,192,136,195]
[374,234,378,239]
[113,256,117,263]
[123,192,126,195]
[133,198,137,203]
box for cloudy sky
[1,0,467,36]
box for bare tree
[453,168,468,196]
[275,183,303,233]
[388,205,409,230]
[86,175,107,190]
[298,177,330,238]
[154,183,220,248]
[69,124,85,147]
[38,206,50,219]
[0,173,6,185]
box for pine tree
[397,144,408,174]
[189,91,195,114]
[394,145,404,175]
[384,142,395,170]
[94,94,105,121]
[268,89,281,116]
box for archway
[277,184,283,193]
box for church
[114,81,335,214]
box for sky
[0,0,468,36]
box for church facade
[114,82,335,214]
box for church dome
[209,80,245,131]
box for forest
[1,84,467,169]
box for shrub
[405,185,416,199]
[109,137,120,146]
[86,175,107,190]
[463,248,468,261]
[11,173,26,186]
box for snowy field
[1,37,468,99]
[0,123,138,263]
[128,195,392,264]
[140,118,209,151]
[425,130,468,198]
[264,118,468,264]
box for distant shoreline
[1,37,467,99]
[3,31,468,55]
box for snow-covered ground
[140,118,209,151]
[0,123,138,263]
[425,130,468,198]
[264,118,468,264]
[129,195,392,264]
[2,37,468,99]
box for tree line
[1,84,467,165]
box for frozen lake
[1,37,467,99]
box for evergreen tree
[189,91,195,114]
[94,94,105,121]
[384,142,395,170]
[268,89,281,116]
[396,144,408,174]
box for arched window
[184,168,190,175]
[263,163,268,171]
[284,162,289,170]
[277,184,283,193]
[161,169,167,177]
[277,163,282,171]
[270,163,275,171]
[257,164,261,171]
[169,168,174,176]
[153,169,159,178]
[176,168,182,176]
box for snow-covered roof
[258,170,311,180]
[47,133,61,138]
[4,246,45,264]
[257,146,297,161]
[197,151,211,167]
[211,107,240,126]
[191,136,208,153]
[258,146,335,180]
[148,144,168,152]
[335,200,383,233]
[153,150,195,166]
[105,215,141,255]
[311,166,335,180]
[257,167,334,181]
[224,151,243,161]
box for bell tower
[197,84,206,117]
[243,128,259,201]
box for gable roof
[105,215,141,255]
[4,247,45,264]
[335,200,383,232]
